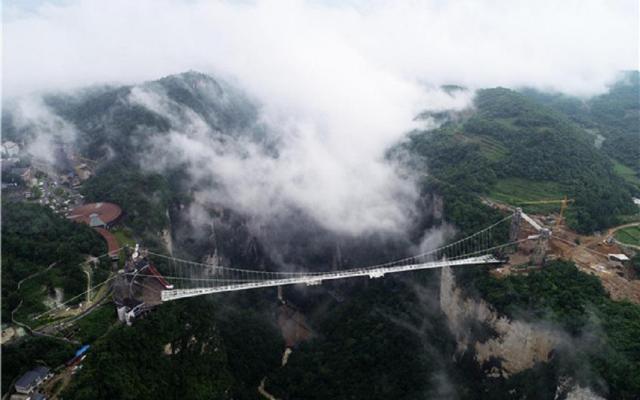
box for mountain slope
[521,71,640,176]
[406,86,636,233]
[2,72,639,399]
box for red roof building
[68,202,122,227]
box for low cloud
[129,81,431,235]
[3,0,638,238]
[4,0,637,98]
[4,96,78,166]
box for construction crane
[518,196,574,230]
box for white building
[1,141,20,158]
[608,253,630,262]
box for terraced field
[466,134,510,161]
[612,159,640,189]
[489,178,567,214]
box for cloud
[3,0,638,236]
[3,0,637,98]
[4,96,78,165]
[128,81,425,235]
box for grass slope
[489,178,565,214]
[615,226,640,246]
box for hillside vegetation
[1,202,106,324]
[33,72,263,247]
[1,202,109,397]
[406,86,636,233]
[522,71,639,176]
[63,295,282,400]
[471,261,640,399]
[2,72,638,399]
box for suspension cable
[145,212,514,277]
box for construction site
[487,197,640,304]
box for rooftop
[15,366,50,392]
[68,202,122,226]
[608,253,630,261]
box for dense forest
[469,261,640,399]
[1,336,76,395]
[266,262,640,399]
[1,201,106,323]
[522,71,639,174]
[404,85,636,233]
[1,202,108,396]
[62,293,282,399]
[80,163,174,246]
[267,274,460,399]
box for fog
[4,96,79,165]
[3,0,638,236]
[4,0,637,98]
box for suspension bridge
[33,208,550,328]
[120,209,546,303]
[27,207,555,334]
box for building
[89,213,107,228]
[67,202,122,229]
[10,393,47,400]
[14,367,51,394]
[4,166,33,185]
[608,253,630,262]
[1,141,20,158]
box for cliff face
[439,265,560,376]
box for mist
[4,0,637,98]
[3,96,79,165]
[3,0,638,237]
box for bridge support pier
[531,228,551,266]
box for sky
[3,0,638,98]
[3,0,639,236]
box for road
[17,262,57,290]
[7,261,82,344]
[83,264,92,303]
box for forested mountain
[1,202,107,394]
[522,71,639,174]
[6,72,633,239]
[3,72,266,248]
[63,294,282,399]
[2,72,639,399]
[405,85,637,233]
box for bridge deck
[161,255,502,301]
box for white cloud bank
[3,0,638,235]
[4,0,637,98]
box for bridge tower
[509,208,522,242]
[531,228,551,266]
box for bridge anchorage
[110,209,553,309]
